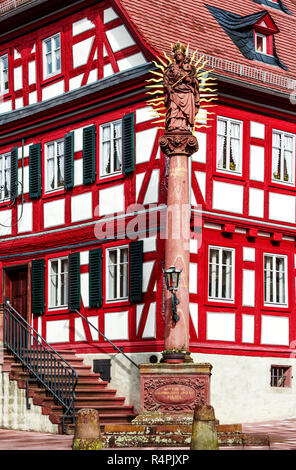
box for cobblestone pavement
[1,420,296,450]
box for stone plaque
[154,385,196,405]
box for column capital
[159,132,198,158]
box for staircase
[3,348,137,434]
[1,302,137,434]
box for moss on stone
[72,438,103,451]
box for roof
[0,0,296,94]
[116,0,296,93]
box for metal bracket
[172,292,180,323]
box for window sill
[268,181,295,190]
[212,172,244,183]
[98,172,125,185]
[206,299,236,308]
[43,188,66,200]
[104,299,130,308]
[41,72,64,87]
[262,304,289,311]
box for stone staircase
[2,348,137,434]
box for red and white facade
[1,0,296,424]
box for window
[270,366,291,387]
[0,54,8,94]
[43,34,61,78]
[255,32,267,54]
[272,130,295,185]
[217,117,242,174]
[208,246,234,301]
[0,153,10,201]
[45,139,64,192]
[264,254,287,305]
[49,258,68,308]
[100,120,122,177]
[106,246,128,301]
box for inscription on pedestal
[154,385,196,405]
[143,376,208,412]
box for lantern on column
[163,266,182,323]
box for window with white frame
[255,32,267,54]
[49,257,68,308]
[106,246,128,301]
[0,54,8,94]
[272,130,295,185]
[100,120,122,177]
[208,246,234,301]
[43,34,61,78]
[264,254,287,306]
[45,139,64,192]
[0,153,11,202]
[217,117,242,174]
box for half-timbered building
[1,0,296,432]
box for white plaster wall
[0,210,12,236]
[192,131,207,163]
[142,303,156,339]
[99,184,124,216]
[18,202,33,233]
[136,106,153,124]
[106,25,135,53]
[189,302,198,337]
[250,145,264,181]
[28,61,36,85]
[42,80,64,101]
[242,269,255,307]
[72,17,95,36]
[0,100,12,114]
[269,192,296,223]
[212,181,244,214]
[46,319,70,343]
[249,188,264,218]
[117,53,146,72]
[72,37,94,68]
[0,366,58,433]
[43,198,65,228]
[195,171,206,201]
[104,311,129,340]
[250,121,265,139]
[71,191,92,223]
[14,66,22,91]
[143,169,159,205]
[242,314,255,343]
[136,128,158,164]
[104,7,118,23]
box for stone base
[139,362,212,413]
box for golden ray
[190,49,199,64]
[146,84,165,89]
[200,94,218,98]
[198,69,214,78]
[193,55,205,66]
[147,90,164,95]
[185,43,190,57]
[200,97,218,103]
[195,124,212,129]
[199,87,218,92]
[151,70,164,77]
[145,77,163,83]
[152,61,165,72]
[163,51,173,65]
[156,55,168,67]
[152,119,166,124]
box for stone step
[47,404,135,416]
[33,395,126,407]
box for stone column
[160,132,198,352]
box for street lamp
[163,266,182,323]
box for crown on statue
[171,41,186,56]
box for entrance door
[5,267,28,322]
[3,266,29,349]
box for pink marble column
[160,133,198,352]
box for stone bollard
[72,408,103,450]
[190,404,219,450]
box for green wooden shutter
[89,248,103,308]
[129,240,143,303]
[68,252,81,311]
[10,146,18,200]
[31,259,45,316]
[83,125,96,184]
[29,143,42,198]
[123,113,135,175]
[64,132,74,190]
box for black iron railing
[74,309,139,369]
[3,301,78,433]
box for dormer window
[207,6,288,70]
[254,16,277,56]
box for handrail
[74,309,139,369]
[3,301,78,432]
